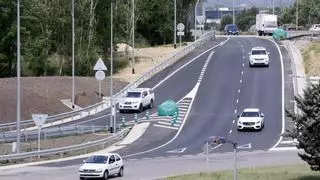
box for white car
[248,47,270,67]
[237,108,265,131]
[309,24,320,31]
[79,153,124,180]
[119,88,155,113]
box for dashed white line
[243,56,245,59]
[241,71,243,75]
[233,120,235,123]
[234,109,237,114]
[242,63,245,67]
[229,129,232,134]
[240,79,242,83]
[242,49,245,53]
[238,89,241,93]
[236,99,239,103]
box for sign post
[32,114,48,158]
[93,58,108,100]
[177,23,185,48]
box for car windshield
[85,155,108,164]
[252,50,266,55]
[226,25,237,31]
[126,92,141,98]
[241,111,260,117]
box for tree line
[0,0,197,78]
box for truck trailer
[256,13,278,36]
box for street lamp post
[174,0,177,49]
[132,0,135,74]
[16,0,21,153]
[272,0,275,15]
[71,0,75,109]
[232,0,235,25]
[194,0,200,41]
[296,0,299,30]
[204,136,238,180]
[110,0,116,133]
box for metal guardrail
[0,125,108,143]
[0,127,131,161]
[0,31,216,131]
[286,30,320,39]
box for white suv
[249,47,270,67]
[79,153,124,180]
[237,108,265,131]
[119,88,155,113]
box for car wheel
[80,177,85,180]
[103,170,109,180]
[149,99,154,109]
[118,167,124,177]
[139,104,143,112]
[249,63,252,67]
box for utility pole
[174,0,177,49]
[296,0,299,30]
[272,0,275,15]
[232,0,235,25]
[110,0,115,133]
[132,0,135,74]
[16,0,21,153]
[71,0,75,109]
[194,0,200,41]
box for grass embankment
[302,42,320,76]
[166,164,320,180]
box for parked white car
[119,88,155,113]
[79,153,124,180]
[237,108,265,131]
[248,47,270,67]
[309,24,320,31]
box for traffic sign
[95,70,106,81]
[93,58,107,71]
[177,23,185,32]
[177,32,185,36]
[32,114,48,127]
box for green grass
[165,164,320,180]
[301,42,320,75]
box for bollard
[134,113,138,123]
[146,110,150,120]
[122,116,126,127]
[173,111,178,124]
[171,116,175,126]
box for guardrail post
[92,124,95,134]
[121,116,126,127]
[134,113,138,123]
[145,110,150,120]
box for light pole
[232,0,235,25]
[296,0,299,30]
[16,0,21,153]
[174,0,177,49]
[110,0,115,133]
[194,0,200,41]
[204,136,238,180]
[132,0,135,74]
[71,0,75,109]
[272,0,275,15]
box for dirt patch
[300,41,320,76]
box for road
[0,150,302,180]
[112,36,283,159]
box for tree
[220,15,232,31]
[286,82,320,171]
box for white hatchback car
[79,153,124,180]
[248,47,270,67]
[237,108,265,131]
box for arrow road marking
[237,143,252,149]
[166,147,187,153]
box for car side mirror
[267,52,270,55]
[261,113,264,117]
[248,52,251,55]
[237,114,240,118]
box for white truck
[118,88,155,113]
[256,13,278,36]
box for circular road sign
[177,23,185,32]
[95,70,106,81]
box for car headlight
[256,121,261,124]
[79,168,84,172]
[95,168,103,173]
[238,121,242,124]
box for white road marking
[268,38,285,150]
[243,56,245,59]
[242,63,245,67]
[166,147,187,153]
[236,99,239,103]
[238,89,241,93]
[234,109,237,114]
[241,71,243,75]
[233,120,235,123]
[240,79,242,83]
[229,129,232,134]
[153,124,179,130]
